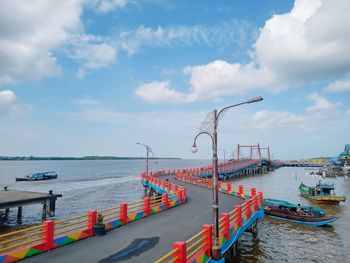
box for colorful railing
[0,174,186,263]
[156,172,264,263]
[152,159,260,178]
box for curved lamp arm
[192,131,214,153]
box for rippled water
[233,167,349,263]
[0,161,349,262]
[0,159,208,228]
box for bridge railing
[0,173,186,262]
[156,171,264,263]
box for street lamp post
[137,142,152,176]
[191,96,263,260]
[222,150,227,162]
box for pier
[0,188,62,222]
[0,166,263,263]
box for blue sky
[0,0,349,159]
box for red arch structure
[237,143,270,161]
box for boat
[16,171,58,181]
[263,198,337,226]
[299,180,346,204]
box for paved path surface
[24,176,244,263]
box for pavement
[23,176,244,263]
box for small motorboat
[299,181,346,204]
[16,171,58,181]
[263,198,337,227]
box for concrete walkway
[24,176,244,263]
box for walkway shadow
[99,237,159,262]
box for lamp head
[246,96,263,104]
[191,143,198,153]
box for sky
[0,0,349,160]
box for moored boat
[16,171,58,181]
[299,181,346,204]
[263,198,336,226]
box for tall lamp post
[137,142,153,176]
[221,150,227,162]
[191,96,263,259]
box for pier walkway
[23,175,243,263]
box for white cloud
[252,110,308,130]
[73,42,116,78]
[120,21,256,56]
[135,81,187,103]
[0,90,30,116]
[89,0,128,13]
[76,98,100,106]
[0,0,84,85]
[325,75,350,92]
[0,1,120,85]
[346,109,350,116]
[306,93,341,113]
[136,0,350,103]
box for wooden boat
[299,181,346,204]
[16,171,58,181]
[263,198,337,226]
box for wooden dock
[0,188,62,222]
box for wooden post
[162,193,169,209]
[43,220,54,250]
[17,206,23,222]
[202,224,212,257]
[144,197,150,216]
[119,203,128,224]
[173,241,186,263]
[87,210,97,236]
[235,205,242,227]
[222,213,230,240]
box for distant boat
[299,181,346,204]
[16,171,58,181]
[263,198,337,226]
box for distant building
[339,144,350,166]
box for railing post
[201,178,205,187]
[178,189,184,204]
[226,183,232,194]
[43,220,55,250]
[202,224,212,257]
[251,188,256,197]
[87,210,97,236]
[258,192,263,208]
[245,200,251,218]
[168,182,172,193]
[175,185,179,194]
[235,205,242,227]
[182,188,186,199]
[173,241,186,263]
[218,181,221,191]
[222,213,230,241]
[119,203,128,224]
[144,197,150,216]
[238,185,244,196]
[162,193,169,209]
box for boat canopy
[263,198,324,213]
